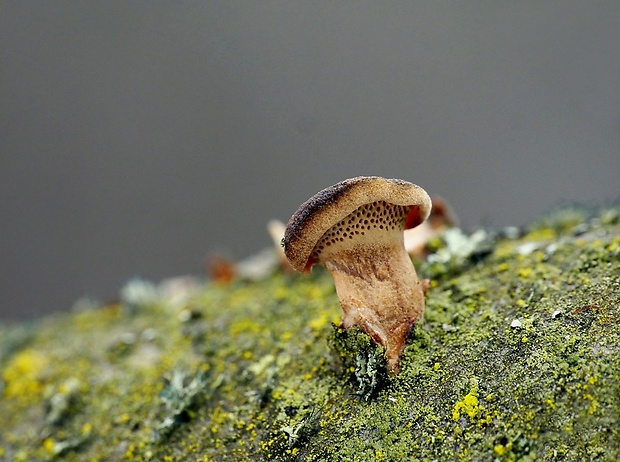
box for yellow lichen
[493,242,516,258]
[525,228,556,241]
[452,387,481,421]
[308,310,340,331]
[229,319,262,336]
[2,349,49,405]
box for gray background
[1,2,619,321]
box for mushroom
[283,176,432,374]
[404,195,459,258]
[267,219,295,273]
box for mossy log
[1,207,619,461]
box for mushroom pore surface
[310,200,410,263]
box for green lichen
[0,205,618,461]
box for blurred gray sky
[1,2,619,320]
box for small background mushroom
[404,196,459,258]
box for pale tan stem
[323,244,426,374]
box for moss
[0,205,619,461]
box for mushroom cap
[283,176,432,272]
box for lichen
[2,348,49,405]
[0,205,618,461]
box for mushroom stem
[283,177,433,375]
[323,242,425,374]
